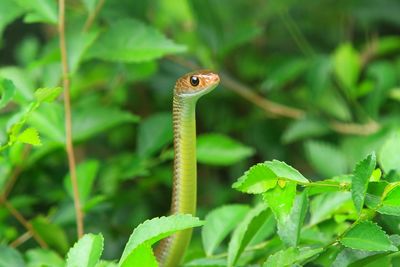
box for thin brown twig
[0,198,48,248]
[168,56,381,135]
[1,145,31,199]
[10,231,32,248]
[83,0,106,32]
[58,0,84,238]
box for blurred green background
[1,0,400,262]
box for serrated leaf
[305,140,347,177]
[16,0,58,24]
[227,204,269,267]
[197,133,254,166]
[232,163,278,194]
[88,18,186,62]
[379,132,400,173]
[64,160,99,204]
[351,153,376,214]
[119,214,203,266]
[333,43,360,98]
[263,247,323,267]
[25,248,64,267]
[0,79,16,109]
[137,113,172,158]
[202,204,250,256]
[16,127,41,146]
[265,160,309,184]
[277,189,309,246]
[233,160,308,194]
[34,87,62,102]
[310,192,352,225]
[66,233,104,267]
[282,117,329,144]
[28,102,65,143]
[120,244,157,267]
[340,221,397,251]
[0,245,25,267]
[263,182,298,245]
[378,186,400,216]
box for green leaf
[305,140,348,177]
[379,132,400,173]
[95,261,118,267]
[26,248,64,267]
[233,163,278,194]
[28,102,65,143]
[88,18,186,62]
[202,204,250,256]
[261,58,308,91]
[0,0,24,41]
[365,61,397,116]
[82,0,99,13]
[277,189,309,246]
[376,36,400,56]
[185,258,226,267]
[16,127,41,146]
[73,105,139,142]
[137,113,172,158]
[351,153,376,213]
[378,186,400,216]
[66,233,104,267]
[0,79,16,109]
[263,247,323,267]
[265,160,309,184]
[333,43,360,98]
[263,182,296,221]
[340,221,397,251]
[227,204,270,267]
[120,244,157,267]
[119,214,203,266]
[31,216,69,254]
[64,160,99,204]
[16,0,58,24]
[34,87,62,102]
[263,182,299,245]
[67,28,99,74]
[197,134,254,166]
[282,117,329,144]
[0,245,25,267]
[233,160,308,194]
[310,192,352,225]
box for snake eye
[190,76,200,86]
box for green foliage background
[1,0,400,266]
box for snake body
[156,70,220,267]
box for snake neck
[155,95,198,267]
[171,95,197,215]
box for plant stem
[168,56,381,136]
[83,0,106,31]
[0,198,48,248]
[58,0,84,238]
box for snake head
[175,70,220,97]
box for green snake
[156,70,220,267]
